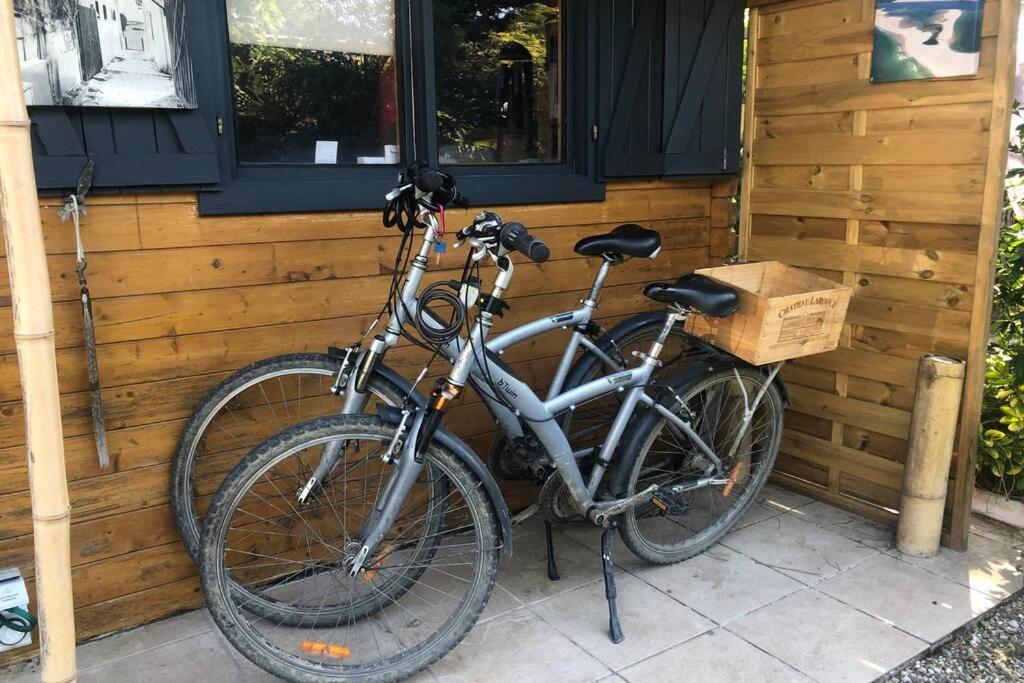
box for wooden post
[0,1,78,680]
[897,355,967,557]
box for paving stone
[887,532,1023,599]
[78,630,251,683]
[969,514,1022,546]
[818,553,997,641]
[76,608,213,672]
[723,514,878,584]
[758,483,815,513]
[736,500,784,529]
[788,501,895,550]
[728,590,927,683]
[430,609,610,683]
[496,524,611,604]
[530,573,713,670]
[620,628,813,683]
[633,544,804,624]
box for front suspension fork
[348,380,460,575]
[298,345,383,504]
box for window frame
[198,0,602,216]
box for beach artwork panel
[870,0,984,83]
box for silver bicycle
[198,215,787,682]
[170,166,692,561]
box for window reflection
[434,1,561,165]
[227,0,400,165]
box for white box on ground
[0,568,32,652]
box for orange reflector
[301,641,351,659]
[722,462,743,497]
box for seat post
[644,307,688,365]
[583,258,614,309]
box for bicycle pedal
[651,487,692,516]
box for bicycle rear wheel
[560,313,696,451]
[614,363,784,564]
[171,353,406,562]
[200,415,500,683]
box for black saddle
[644,274,739,318]
[574,224,661,259]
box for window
[226,0,401,166]
[434,1,561,165]
[200,0,601,215]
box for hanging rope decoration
[59,163,110,470]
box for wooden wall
[740,0,1020,547]
[0,178,722,662]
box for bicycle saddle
[574,224,661,258]
[644,273,739,317]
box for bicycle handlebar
[500,222,550,263]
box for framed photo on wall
[870,0,985,83]
[14,0,196,108]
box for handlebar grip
[415,168,445,194]
[500,222,550,263]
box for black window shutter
[601,0,744,178]
[31,108,220,190]
[661,0,745,175]
[599,0,665,178]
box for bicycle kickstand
[544,521,560,581]
[601,524,625,644]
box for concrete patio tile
[620,628,813,683]
[478,582,524,623]
[887,532,1023,599]
[727,590,927,683]
[735,500,784,529]
[496,525,610,604]
[431,609,610,683]
[76,608,213,671]
[557,522,649,572]
[758,483,815,513]
[969,514,1021,546]
[722,514,878,585]
[818,553,997,641]
[633,544,804,624]
[78,629,252,683]
[787,501,895,550]
[530,573,714,670]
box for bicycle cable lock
[59,161,110,470]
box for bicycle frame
[306,212,629,499]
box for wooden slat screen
[739,0,1020,547]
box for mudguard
[375,402,514,557]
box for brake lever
[385,183,413,201]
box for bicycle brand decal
[496,378,519,400]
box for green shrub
[977,108,1024,500]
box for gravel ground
[885,589,1024,682]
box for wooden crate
[684,261,852,365]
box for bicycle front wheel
[614,362,784,564]
[200,415,500,683]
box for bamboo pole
[0,1,78,680]
[896,355,967,558]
